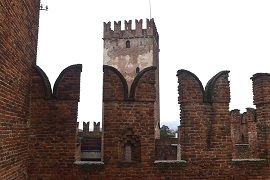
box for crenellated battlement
[177,69,270,163]
[81,121,101,134]
[230,108,259,159]
[103,18,159,42]
[2,0,270,176]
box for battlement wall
[250,73,270,160]
[0,1,40,179]
[28,64,82,178]
[102,64,157,164]
[103,65,157,101]
[26,67,270,179]
[1,2,270,177]
[177,69,270,157]
[103,19,159,43]
[22,64,270,179]
[177,70,231,162]
[80,121,101,135]
[230,108,259,159]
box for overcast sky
[37,0,270,128]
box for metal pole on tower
[149,0,152,19]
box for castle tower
[102,19,160,164]
[103,19,159,92]
[103,18,160,133]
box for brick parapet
[177,70,230,104]
[32,64,82,101]
[53,64,82,100]
[251,73,270,105]
[230,108,260,159]
[28,100,79,178]
[0,0,40,179]
[230,109,241,144]
[251,73,270,159]
[102,64,157,166]
[103,65,128,101]
[103,65,157,101]
[103,19,159,45]
[81,121,101,134]
[31,65,53,99]
[246,108,258,158]
[1,4,270,177]
[28,65,81,178]
[155,138,178,160]
[177,70,204,103]
[204,70,230,103]
[177,70,232,164]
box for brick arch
[31,65,52,99]
[103,65,129,100]
[129,66,157,100]
[53,64,82,100]
[204,70,230,103]
[177,69,204,103]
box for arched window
[120,128,141,162]
[124,141,132,161]
[241,134,245,143]
[126,40,130,48]
[136,67,140,74]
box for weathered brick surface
[103,66,156,165]
[1,3,270,178]
[231,108,258,159]
[155,138,178,160]
[231,109,242,144]
[0,1,40,179]
[251,73,270,160]
[103,65,127,101]
[53,64,82,100]
[28,65,81,179]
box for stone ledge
[235,144,249,146]
[74,161,104,165]
[154,160,187,164]
[232,159,266,162]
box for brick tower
[103,19,159,90]
[102,19,160,164]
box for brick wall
[251,73,270,160]
[102,65,157,165]
[0,1,40,179]
[1,2,270,177]
[155,138,178,160]
[230,108,258,159]
[28,64,82,179]
[25,66,269,180]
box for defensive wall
[0,1,269,179]
[0,0,40,179]
[26,65,270,179]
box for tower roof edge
[103,18,158,40]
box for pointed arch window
[126,40,130,48]
[120,128,141,162]
[136,67,140,74]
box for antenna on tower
[149,0,152,19]
[39,4,48,11]
[40,0,48,11]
